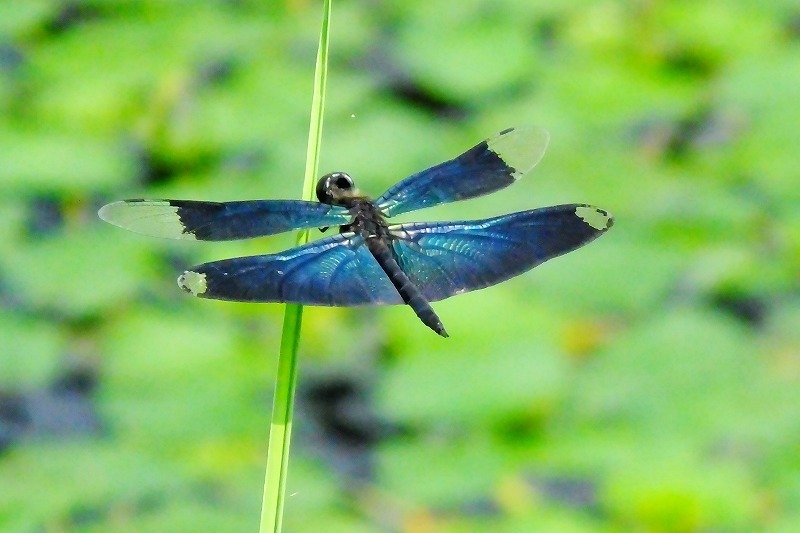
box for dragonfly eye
[317,172,355,204]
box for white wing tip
[575,205,613,231]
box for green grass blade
[259,0,331,531]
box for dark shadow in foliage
[533,15,562,52]
[632,106,745,161]
[297,374,404,484]
[0,365,101,453]
[195,56,238,87]
[524,473,600,514]
[25,195,66,238]
[129,142,183,188]
[709,290,769,329]
[0,43,28,115]
[0,271,24,312]
[358,48,469,120]
[0,43,25,73]
[663,108,741,160]
[662,46,718,80]
[437,472,601,520]
[388,80,469,121]
[67,488,168,530]
[494,409,548,443]
[43,2,101,35]
[127,55,249,188]
[785,9,800,41]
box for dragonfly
[99,127,612,337]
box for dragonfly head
[317,172,361,206]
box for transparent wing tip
[487,126,550,178]
[98,200,196,240]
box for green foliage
[1,0,798,531]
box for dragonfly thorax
[344,198,390,240]
[317,172,390,238]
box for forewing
[375,127,549,217]
[388,205,613,302]
[178,233,403,305]
[98,199,351,240]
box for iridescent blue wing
[177,205,612,306]
[98,199,351,241]
[375,127,549,217]
[388,205,613,302]
[178,233,403,305]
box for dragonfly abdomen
[365,237,448,338]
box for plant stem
[259,1,331,531]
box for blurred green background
[1,0,799,531]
